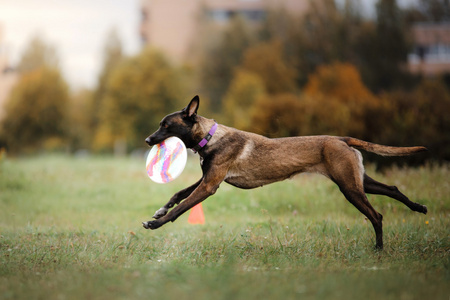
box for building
[139,0,309,62]
[408,22,450,76]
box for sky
[0,0,141,90]
[0,0,418,90]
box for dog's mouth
[145,133,168,147]
[145,136,159,146]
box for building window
[241,10,266,21]
[208,9,265,22]
[209,10,231,22]
[409,44,450,64]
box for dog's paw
[142,220,161,230]
[422,205,428,214]
[142,221,151,229]
[153,207,168,219]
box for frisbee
[146,137,187,183]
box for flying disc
[146,137,187,184]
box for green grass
[0,154,449,299]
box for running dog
[143,95,428,249]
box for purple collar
[192,122,218,153]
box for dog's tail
[341,137,427,156]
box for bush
[377,79,450,163]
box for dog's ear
[182,95,200,118]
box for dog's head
[145,95,200,148]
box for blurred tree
[261,0,364,87]
[198,16,254,111]
[1,36,69,153]
[223,69,266,130]
[286,0,340,86]
[409,79,450,161]
[303,62,380,138]
[248,63,383,140]
[16,35,59,73]
[92,29,124,131]
[305,62,375,102]
[250,77,450,163]
[404,0,450,25]
[384,79,450,162]
[68,89,94,150]
[241,40,297,94]
[258,8,299,46]
[416,0,450,22]
[93,48,187,151]
[334,0,365,63]
[300,0,343,67]
[251,93,304,137]
[357,0,411,91]
[313,3,362,58]
[258,8,302,64]
[1,67,69,153]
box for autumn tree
[198,16,254,111]
[304,62,376,102]
[93,48,187,151]
[415,0,450,22]
[2,67,69,153]
[251,93,303,137]
[357,0,412,91]
[68,89,94,150]
[299,0,342,66]
[240,40,297,94]
[16,35,59,73]
[244,63,384,140]
[222,69,266,130]
[380,79,450,162]
[285,0,365,86]
[257,8,303,78]
[92,29,124,131]
[303,62,380,138]
[1,36,69,153]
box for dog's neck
[192,121,218,153]
[192,116,219,152]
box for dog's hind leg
[153,179,202,219]
[338,183,384,250]
[363,174,427,214]
[326,147,384,249]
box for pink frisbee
[146,137,187,183]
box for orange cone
[188,203,205,224]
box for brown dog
[143,95,427,249]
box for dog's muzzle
[145,134,164,146]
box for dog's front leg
[153,179,202,219]
[143,167,226,230]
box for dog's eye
[162,122,169,129]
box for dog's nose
[145,137,151,145]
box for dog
[143,95,427,249]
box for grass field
[0,154,449,299]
